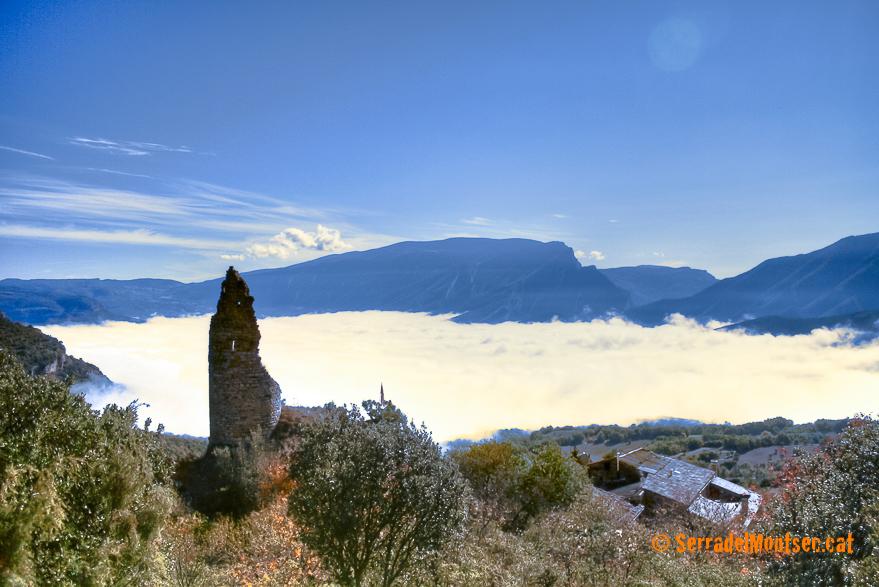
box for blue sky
[2,0,877,282]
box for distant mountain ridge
[0,278,208,324]
[188,238,632,324]
[628,232,879,326]
[598,265,717,307]
[1,233,878,333]
[0,238,631,325]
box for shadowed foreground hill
[0,312,109,383]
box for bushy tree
[764,415,879,586]
[513,443,587,530]
[0,349,173,586]
[286,401,466,587]
[451,440,527,528]
[452,441,587,532]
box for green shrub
[452,441,587,533]
[0,349,173,586]
[287,401,466,587]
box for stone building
[208,266,282,449]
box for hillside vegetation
[2,352,877,586]
[0,312,108,383]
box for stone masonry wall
[208,266,282,448]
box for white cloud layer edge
[41,312,879,443]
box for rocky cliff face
[208,267,282,449]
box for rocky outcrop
[0,311,109,383]
[208,267,282,449]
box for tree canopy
[450,440,587,532]
[766,415,879,586]
[0,349,172,586]
[287,401,466,587]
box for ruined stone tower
[208,266,281,448]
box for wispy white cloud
[88,168,154,179]
[245,225,351,258]
[0,176,397,271]
[42,313,879,441]
[180,181,331,219]
[71,138,148,155]
[127,141,192,153]
[2,185,187,221]
[552,214,568,219]
[70,137,192,156]
[1,179,318,234]
[461,217,492,226]
[220,254,245,260]
[0,145,54,160]
[0,225,239,249]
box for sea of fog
[40,312,879,443]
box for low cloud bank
[42,313,879,442]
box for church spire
[380,383,385,405]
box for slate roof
[688,495,741,524]
[618,448,673,474]
[565,444,596,464]
[709,476,750,496]
[641,458,715,507]
[689,482,765,527]
[591,488,644,524]
[585,448,763,526]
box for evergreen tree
[287,401,466,587]
[0,349,172,586]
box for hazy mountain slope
[0,278,210,324]
[598,266,717,307]
[628,233,879,326]
[720,310,879,337]
[7,234,875,328]
[0,238,630,325]
[225,238,631,324]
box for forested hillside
[0,312,108,383]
